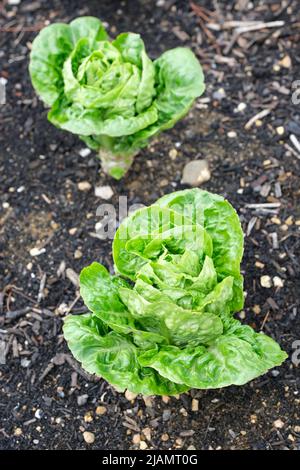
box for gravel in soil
[0,0,300,450]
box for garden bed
[0,0,299,450]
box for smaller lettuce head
[63,189,287,395]
[29,16,205,179]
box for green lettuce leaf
[157,189,244,311]
[138,327,287,389]
[63,314,188,395]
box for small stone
[20,358,31,368]
[139,441,148,450]
[79,148,91,158]
[276,126,285,136]
[271,216,281,225]
[34,409,43,419]
[125,390,137,401]
[95,406,107,415]
[74,249,83,259]
[191,398,199,411]
[57,386,65,398]
[279,55,291,68]
[273,64,281,72]
[78,181,92,192]
[273,276,284,288]
[212,88,226,100]
[175,438,183,447]
[14,427,22,436]
[94,185,114,200]
[159,178,169,187]
[294,426,300,433]
[142,427,151,441]
[77,394,89,406]
[182,160,210,187]
[255,119,263,127]
[180,407,188,417]
[33,439,39,445]
[84,411,93,423]
[187,445,196,450]
[260,275,272,288]
[235,102,247,113]
[227,131,237,138]
[83,431,95,444]
[273,419,284,429]
[161,433,169,441]
[255,261,265,269]
[30,247,46,257]
[285,216,293,226]
[169,148,178,160]
[161,395,170,404]
[132,433,141,444]
[253,305,261,315]
[69,227,77,235]
[271,370,280,377]
[143,396,153,407]
[250,414,257,424]
[239,310,246,319]
[240,430,247,436]
[162,409,171,421]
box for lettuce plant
[63,189,287,395]
[29,17,205,179]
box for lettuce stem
[99,149,137,179]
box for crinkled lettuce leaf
[29,17,108,106]
[63,314,188,395]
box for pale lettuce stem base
[99,149,137,180]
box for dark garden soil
[0,0,300,451]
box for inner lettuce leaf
[29,17,205,179]
[63,189,287,395]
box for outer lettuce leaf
[29,17,107,106]
[29,24,73,106]
[63,314,188,395]
[138,328,287,389]
[48,99,158,137]
[69,16,108,47]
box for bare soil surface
[0,0,299,450]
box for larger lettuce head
[63,189,287,395]
[29,17,205,179]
